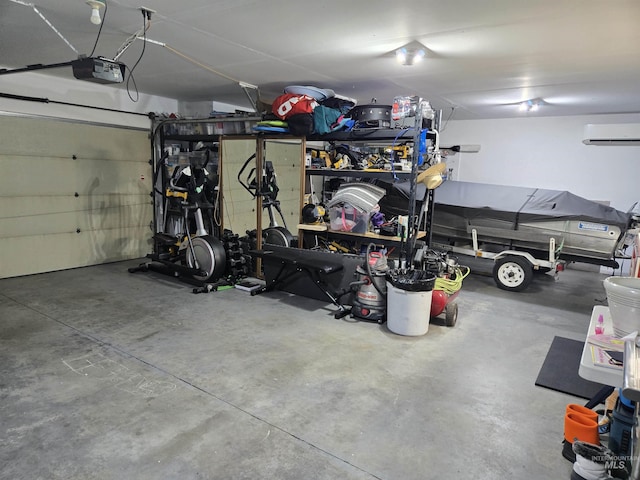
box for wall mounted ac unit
[583,124,640,145]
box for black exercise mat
[535,336,607,400]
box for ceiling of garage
[1,0,639,120]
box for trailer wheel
[493,256,533,292]
[444,302,458,327]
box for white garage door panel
[0,115,151,279]
[0,155,150,197]
[1,195,150,220]
[0,197,152,237]
[0,117,149,159]
[0,225,152,279]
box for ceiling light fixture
[396,47,426,66]
[86,0,106,25]
[519,99,541,112]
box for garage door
[0,114,152,279]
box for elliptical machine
[169,155,226,281]
[130,149,227,285]
[238,153,294,247]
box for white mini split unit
[583,124,640,145]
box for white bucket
[603,276,640,336]
[386,282,433,336]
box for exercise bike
[238,154,295,247]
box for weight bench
[249,248,351,318]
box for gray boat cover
[433,181,631,230]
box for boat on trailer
[431,181,637,270]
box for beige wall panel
[219,138,259,235]
[0,115,151,279]
[262,140,303,232]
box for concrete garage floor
[0,258,614,479]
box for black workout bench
[249,248,351,318]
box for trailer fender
[493,250,539,268]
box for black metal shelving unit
[300,115,440,259]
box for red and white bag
[272,93,318,120]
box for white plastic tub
[386,282,433,336]
[603,276,640,336]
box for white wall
[439,113,640,212]
[0,70,178,128]
[178,100,255,118]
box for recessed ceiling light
[395,46,426,66]
[519,99,542,112]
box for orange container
[565,404,599,423]
[564,412,599,445]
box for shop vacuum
[349,244,389,323]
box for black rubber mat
[535,336,607,400]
